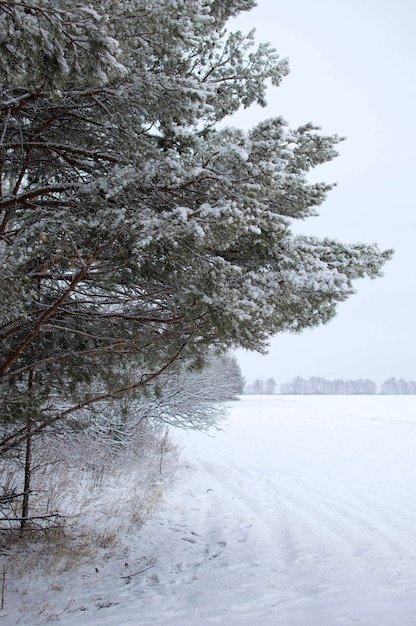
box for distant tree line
[280,377,377,395]
[245,378,277,395]
[379,378,416,394]
[245,376,416,395]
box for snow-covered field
[6,395,416,625]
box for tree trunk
[20,371,33,530]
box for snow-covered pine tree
[0,0,392,451]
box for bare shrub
[0,417,178,534]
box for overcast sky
[228,0,416,386]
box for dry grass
[0,421,178,579]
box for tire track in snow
[148,397,416,625]
[85,396,416,626]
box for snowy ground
[4,395,416,625]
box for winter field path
[9,395,416,625]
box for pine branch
[0,337,190,454]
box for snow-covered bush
[0,417,177,532]
[0,352,242,528]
